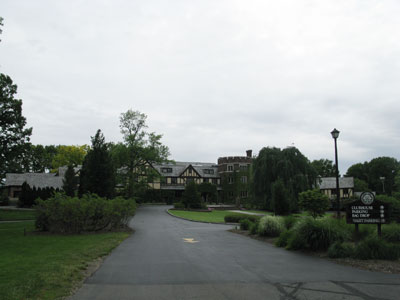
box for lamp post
[380,176,385,194]
[331,128,340,219]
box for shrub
[174,202,186,209]
[275,230,292,248]
[35,193,136,233]
[282,215,298,230]
[249,222,259,235]
[224,213,261,223]
[0,190,9,206]
[298,189,330,219]
[288,217,350,251]
[240,219,254,230]
[258,215,284,237]
[376,195,400,223]
[381,223,400,243]
[328,242,355,258]
[354,236,400,260]
[286,230,307,250]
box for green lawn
[0,221,131,300]
[0,208,37,221]
[168,209,268,223]
[169,210,240,223]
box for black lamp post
[331,128,340,219]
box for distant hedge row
[35,193,136,234]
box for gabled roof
[5,173,64,189]
[318,177,354,189]
[152,161,219,178]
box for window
[204,169,214,175]
[228,177,234,184]
[188,168,192,174]
[241,176,247,183]
[203,178,209,183]
[212,178,218,184]
[240,191,248,198]
[240,165,248,171]
[227,165,233,171]
[161,168,172,173]
[171,177,177,184]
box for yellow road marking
[183,238,199,243]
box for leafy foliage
[112,109,170,198]
[79,130,115,198]
[271,178,290,215]
[0,73,32,181]
[311,159,336,177]
[35,193,136,233]
[252,147,316,210]
[182,181,203,209]
[346,157,400,195]
[298,189,330,218]
[258,215,284,237]
[328,242,355,258]
[198,182,217,203]
[287,217,350,251]
[381,223,400,243]
[353,236,400,260]
[62,165,78,197]
[224,213,261,223]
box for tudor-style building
[151,161,221,197]
[317,177,355,200]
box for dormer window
[204,169,214,175]
[161,168,172,173]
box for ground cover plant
[0,208,36,221]
[0,221,130,300]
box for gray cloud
[1,0,400,174]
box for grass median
[168,209,269,223]
[0,221,131,300]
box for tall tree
[311,159,337,177]
[346,157,399,195]
[62,165,78,197]
[113,109,170,198]
[51,145,88,172]
[79,130,115,198]
[0,74,32,181]
[252,147,316,210]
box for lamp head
[331,128,340,139]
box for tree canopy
[346,157,400,195]
[0,73,32,181]
[79,130,115,198]
[252,147,316,210]
[111,109,170,198]
[311,159,337,177]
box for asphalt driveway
[70,205,400,300]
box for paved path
[70,206,400,300]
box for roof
[153,161,220,178]
[318,177,354,189]
[5,173,64,189]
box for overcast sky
[1,0,400,174]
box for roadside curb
[165,209,238,226]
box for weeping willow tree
[251,147,317,212]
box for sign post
[346,192,390,237]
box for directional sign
[183,238,199,243]
[346,192,390,224]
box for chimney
[246,150,252,158]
